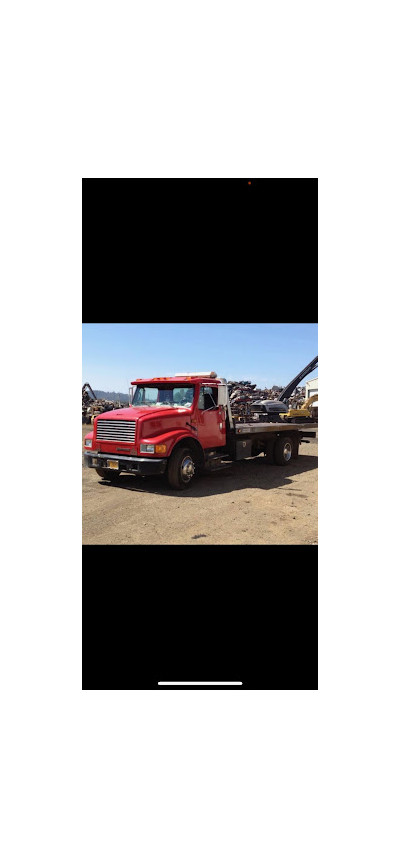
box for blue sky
[82,323,318,393]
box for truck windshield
[132,385,194,408]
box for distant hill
[93,390,130,403]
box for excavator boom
[303,393,318,410]
[82,383,97,402]
[278,356,318,404]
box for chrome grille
[96,420,136,442]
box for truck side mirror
[217,384,228,407]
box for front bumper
[84,451,167,476]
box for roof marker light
[175,372,217,378]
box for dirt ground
[82,425,318,545]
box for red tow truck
[84,368,317,490]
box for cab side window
[199,386,218,410]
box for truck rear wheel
[167,446,196,490]
[274,436,294,466]
[96,469,121,481]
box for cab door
[194,386,226,449]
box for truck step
[208,453,231,461]
[206,454,233,472]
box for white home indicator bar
[158,681,243,686]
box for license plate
[107,459,119,470]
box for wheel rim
[181,456,195,482]
[283,441,292,461]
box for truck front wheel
[274,436,294,466]
[167,447,196,490]
[96,469,121,481]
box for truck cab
[84,372,231,489]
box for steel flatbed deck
[233,421,317,436]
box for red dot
[248,181,251,185]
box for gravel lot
[82,425,318,545]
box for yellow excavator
[280,393,318,422]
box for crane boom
[278,356,318,403]
[82,383,97,401]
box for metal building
[305,376,318,407]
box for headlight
[85,439,92,448]
[140,444,155,453]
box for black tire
[96,469,121,481]
[167,446,197,490]
[274,435,295,466]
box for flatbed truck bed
[233,421,317,435]
[224,419,316,464]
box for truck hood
[95,406,192,423]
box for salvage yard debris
[82,383,129,424]
[227,380,306,421]
[228,380,305,404]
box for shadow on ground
[95,454,318,498]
